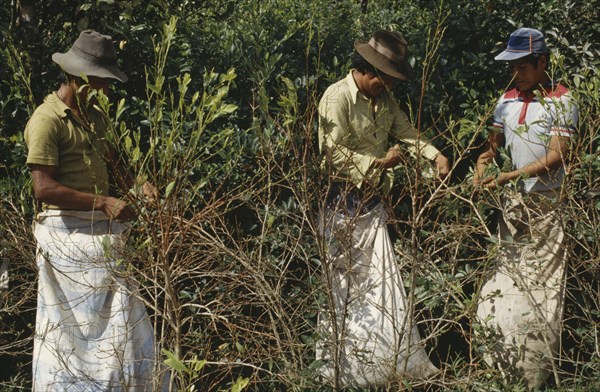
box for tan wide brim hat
[52,30,128,83]
[354,30,413,80]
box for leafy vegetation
[1,0,598,390]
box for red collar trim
[503,83,569,100]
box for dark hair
[522,52,550,68]
[352,52,378,75]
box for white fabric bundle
[0,259,8,290]
[317,204,437,387]
[32,210,163,391]
[477,191,566,389]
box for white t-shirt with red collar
[492,83,578,192]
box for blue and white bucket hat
[495,28,548,61]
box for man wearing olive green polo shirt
[25,89,113,211]
[316,30,448,387]
[24,30,165,391]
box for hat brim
[354,41,413,80]
[52,52,128,83]
[494,50,531,61]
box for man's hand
[434,153,450,180]
[477,172,513,189]
[99,196,136,220]
[375,146,402,169]
[141,181,159,202]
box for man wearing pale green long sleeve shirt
[316,30,448,388]
[318,36,448,196]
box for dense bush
[1,0,598,390]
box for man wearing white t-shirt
[474,28,578,389]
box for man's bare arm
[474,131,504,184]
[477,135,570,189]
[30,164,134,220]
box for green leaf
[235,342,246,355]
[193,359,207,372]
[230,377,249,392]
[131,147,141,162]
[162,349,189,374]
[165,181,176,197]
[484,236,498,244]
[115,98,126,121]
[100,235,112,255]
[124,135,132,152]
[148,83,161,94]
[213,104,238,121]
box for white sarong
[317,203,437,387]
[32,210,162,391]
[0,259,8,290]
[477,191,566,389]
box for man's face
[363,71,394,98]
[87,76,112,96]
[508,57,547,92]
[72,76,112,106]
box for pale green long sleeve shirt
[318,71,440,193]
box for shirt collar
[44,92,71,119]
[515,81,562,100]
[346,70,360,105]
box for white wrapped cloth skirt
[32,211,162,391]
[477,191,567,389]
[317,203,437,387]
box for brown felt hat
[354,30,413,80]
[52,30,127,82]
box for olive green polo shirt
[24,93,110,209]
[318,71,439,193]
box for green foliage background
[1,0,599,390]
